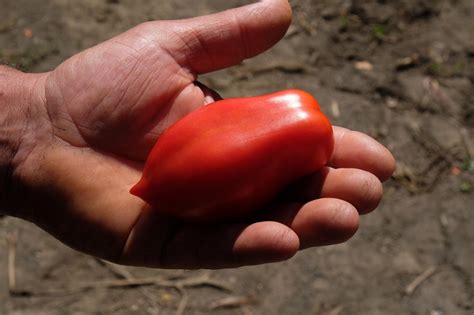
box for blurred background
[1,0,473,314]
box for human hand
[3,0,395,268]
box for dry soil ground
[1,0,473,314]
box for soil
[1,0,473,314]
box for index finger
[328,126,396,181]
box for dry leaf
[209,295,257,310]
[330,100,340,118]
[354,61,373,71]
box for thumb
[155,0,292,74]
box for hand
[5,0,395,269]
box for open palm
[13,0,394,268]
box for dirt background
[1,0,473,314]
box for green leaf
[460,182,473,193]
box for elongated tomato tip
[130,180,145,198]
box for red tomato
[131,90,334,221]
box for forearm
[0,66,44,216]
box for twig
[175,273,233,292]
[6,231,18,293]
[10,254,232,315]
[404,266,437,295]
[97,259,135,279]
[175,285,188,315]
[13,273,232,297]
[233,61,312,81]
[74,274,228,290]
[95,259,160,311]
[209,295,258,310]
[407,128,455,192]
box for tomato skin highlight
[130,90,334,221]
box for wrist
[0,66,48,217]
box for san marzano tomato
[131,90,334,221]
